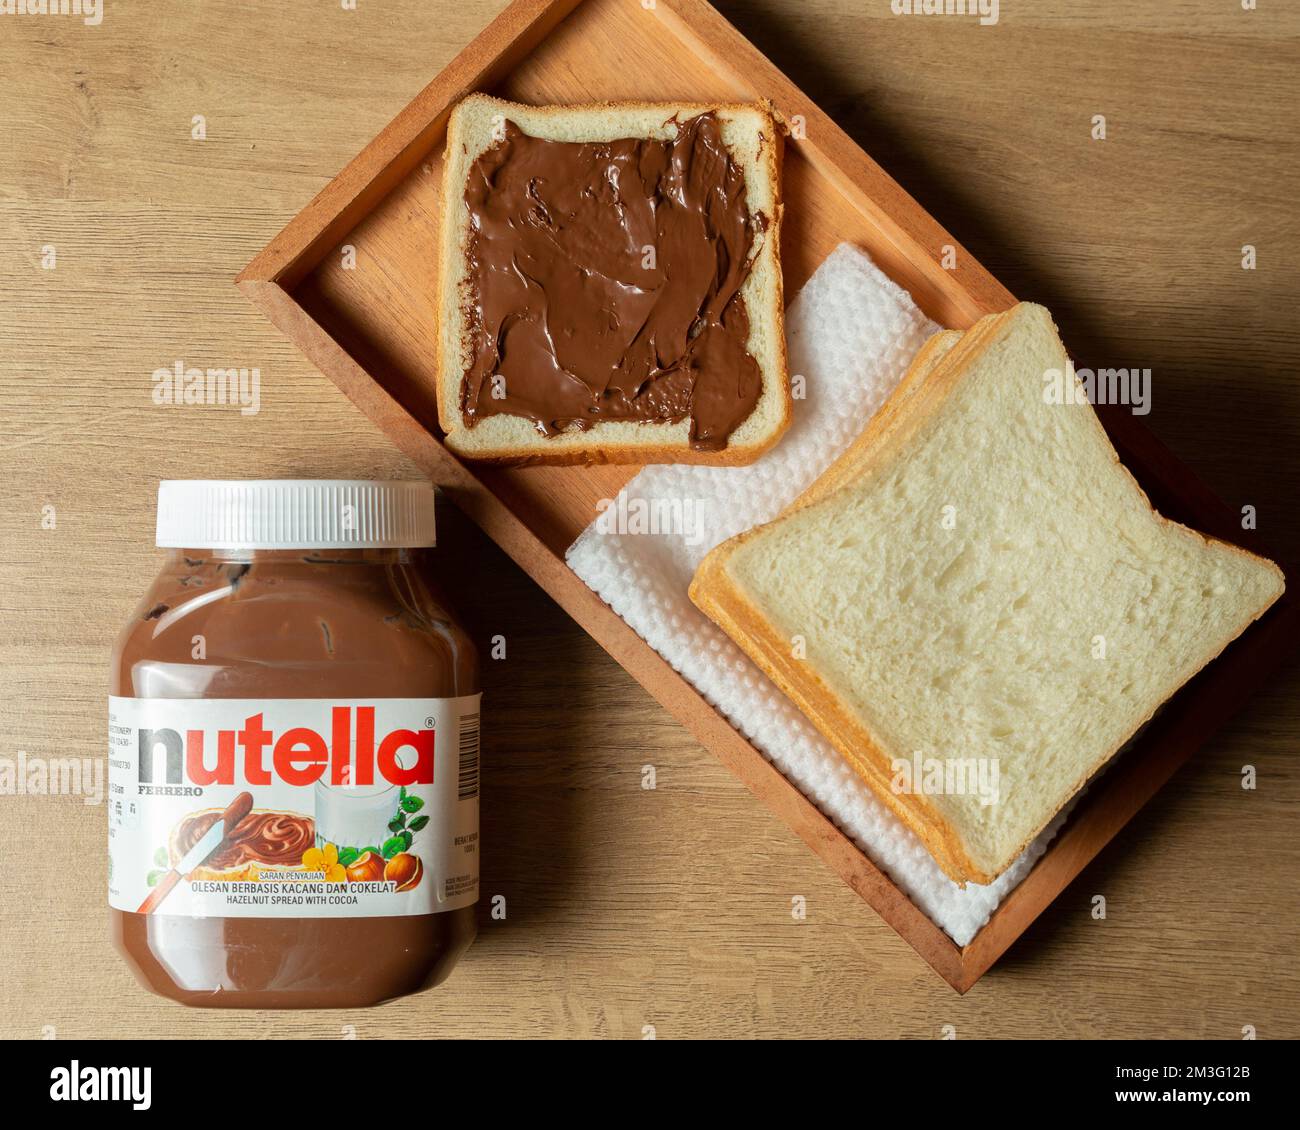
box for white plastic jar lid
[155,480,437,549]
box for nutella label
[107,697,480,918]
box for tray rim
[236,0,1299,993]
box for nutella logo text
[137,707,434,791]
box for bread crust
[691,308,1285,886]
[436,93,789,466]
[784,328,962,510]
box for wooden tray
[237,0,1300,991]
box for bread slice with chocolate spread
[436,94,788,466]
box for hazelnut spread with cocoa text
[110,481,479,1008]
[460,112,766,451]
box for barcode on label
[457,712,480,800]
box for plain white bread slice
[436,93,788,466]
[788,328,962,511]
[691,305,1285,885]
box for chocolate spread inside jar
[109,481,478,1008]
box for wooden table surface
[1,0,1297,1040]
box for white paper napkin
[566,244,1065,945]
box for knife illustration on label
[136,791,254,915]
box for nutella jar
[109,481,479,1008]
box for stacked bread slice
[691,303,1284,885]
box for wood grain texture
[0,0,1296,1038]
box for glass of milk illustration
[314,747,414,852]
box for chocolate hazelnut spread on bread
[459,111,766,451]
[110,481,479,1008]
[173,809,316,872]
